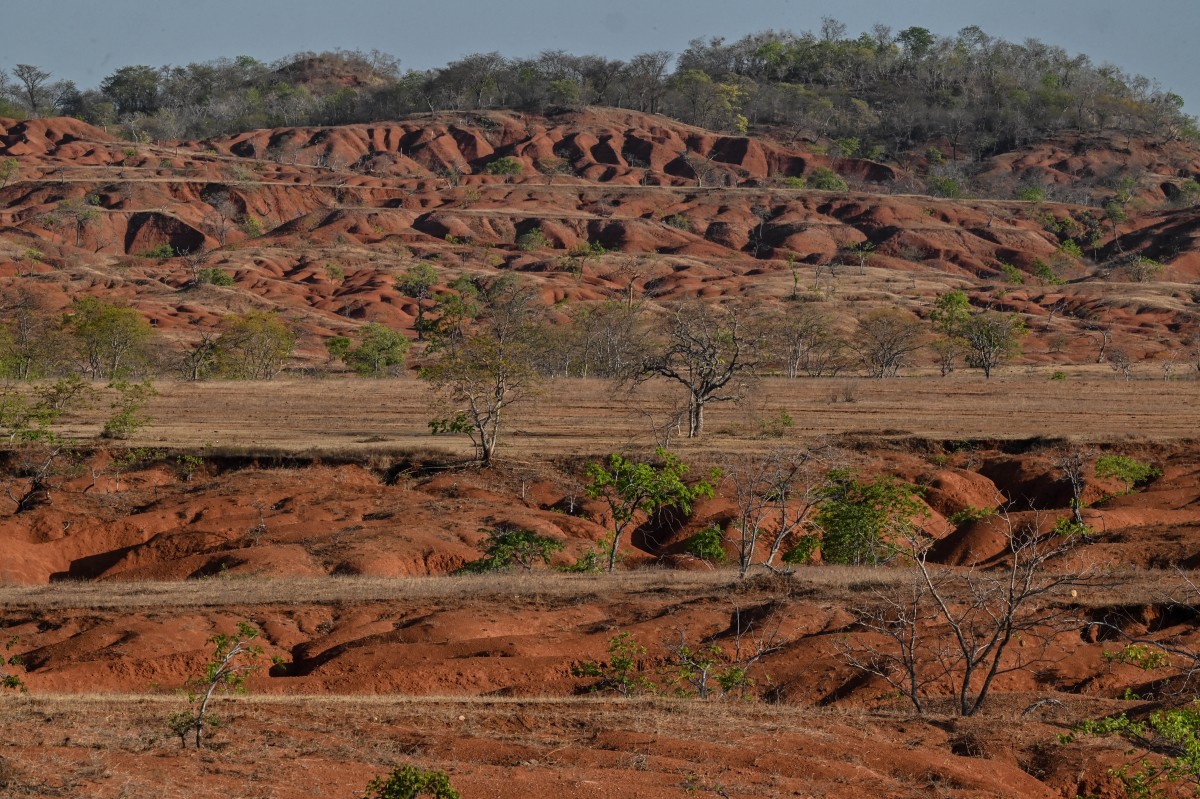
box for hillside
[1,108,1199,371]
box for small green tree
[0,157,18,189]
[168,622,262,749]
[214,311,294,380]
[807,167,848,191]
[364,766,461,799]
[929,289,971,337]
[960,311,1026,378]
[396,263,439,341]
[343,322,410,377]
[516,226,550,251]
[66,297,155,380]
[325,335,352,363]
[586,449,715,572]
[1,636,26,691]
[572,632,655,697]
[809,469,926,565]
[1065,707,1200,798]
[458,526,564,572]
[684,524,726,564]
[100,379,157,440]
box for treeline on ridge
[2,19,1194,162]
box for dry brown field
[55,372,1200,458]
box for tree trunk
[688,396,704,438]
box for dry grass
[54,374,1200,460]
[1,566,1191,612]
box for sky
[5,0,1200,114]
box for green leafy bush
[811,469,926,565]
[684,524,726,563]
[996,261,1025,284]
[139,244,175,260]
[197,267,235,286]
[571,632,655,697]
[516,226,550,251]
[947,506,995,527]
[364,765,461,799]
[1095,455,1161,492]
[458,526,564,573]
[484,156,523,176]
[807,167,848,192]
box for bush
[1095,455,1161,492]
[812,469,926,565]
[926,175,963,198]
[996,261,1025,284]
[807,167,847,192]
[139,244,174,260]
[100,380,157,440]
[364,765,460,799]
[947,506,995,528]
[571,632,654,697]
[485,156,523,176]
[662,213,692,230]
[684,524,726,563]
[197,267,235,286]
[516,226,550,251]
[781,176,807,189]
[457,527,564,573]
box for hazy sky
[6,0,1200,113]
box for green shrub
[927,175,962,198]
[1016,185,1047,203]
[197,267,235,286]
[684,525,726,563]
[364,765,461,799]
[1050,370,1067,381]
[484,156,523,176]
[662,213,692,230]
[781,176,807,189]
[457,527,564,573]
[811,469,926,565]
[1095,455,1161,492]
[947,506,995,527]
[996,261,1025,284]
[239,215,264,237]
[807,167,848,192]
[516,226,550,251]
[1052,517,1091,537]
[100,380,157,440]
[139,244,175,260]
[571,632,655,697]
[568,240,606,258]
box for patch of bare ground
[0,692,1117,799]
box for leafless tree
[844,513,1094,716]
[853,308,924,378]
[1056,447,1092,525]
[721,446,833,577]
[640,301,757,438]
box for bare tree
[1056,447,1092,525]
[853,309,924,378]
[722,446,832,577]
[640,302,757,438]
[845,513,1093,716]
